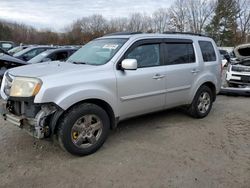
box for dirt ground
[0,95,250,188]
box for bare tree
[237,0,250,43]
[127,13,152,32]
[79,14,107,34]
[152,8,170,33]
[186,0,215,33]
[109,17,129,32]
[169,0,188,32]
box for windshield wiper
[69,61,88,65]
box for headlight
[10,77,42,97]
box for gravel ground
[0,95,250,188]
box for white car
[226,43,250,87]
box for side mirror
[121,59,137,70]
[41,57,52,62]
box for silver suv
[0,33,222,156]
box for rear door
[163,39,199,108]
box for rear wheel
[188,85,213,118]
[57,103,110,156]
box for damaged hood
[0,54,27,64]
[234,43,250,60]
[7,61,101,78]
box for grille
[232,65,250,72]
[4,72,14,96]
[231,74,250,83]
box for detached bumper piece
[0,102,58,139]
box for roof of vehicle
[0,41,15,44]
[13,46,57,57]
[45,48,78,53]
[101,32,213,41]
[27,48,78,64]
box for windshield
[8,46,21,53]
[28,51,49,63]
[13,47,33,57]
[8,46,26,55]
[67,38,127,65]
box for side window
[24,48,46,60]
[36,48,47,55]
[24,49,37,60]
[48,53,57,61]
[2,43,12,50]
[55,51,69,61]
[199,41,216,62]
[165,43,195,65]
[125,44,160,68]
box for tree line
[0,0,249,47]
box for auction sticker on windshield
[103,44,119,49]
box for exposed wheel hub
[71,114,103,148]
[197,91,211,114]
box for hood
[0,54,27,64]
[7,61,101,78]
[234,43,250,60]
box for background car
[28,48,78,64]
[226,43,250,88]
[0,41,16,51]
[8,45,31,55]
[0,53,27,81]
[0,47,10,56]
[13,46,56,61]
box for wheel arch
[200,82,216,102]
[52,98,117,136]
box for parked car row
[0,41,16,51]
[0,44,80,80]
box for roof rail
[105,32,143,36]
[163,31,206,37]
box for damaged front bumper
[0,100,63,139]
[220,86,250,96]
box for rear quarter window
[199,41,216,62]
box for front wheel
[57,103,110,156]
[188,85,213,118]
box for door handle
[191,69,200,74]
[152,74,165,79]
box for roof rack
[104,32,143,36]
[163,31,206,37]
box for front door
[116,41,166,119]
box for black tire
[188,85,213,118]
[57,103,110,156]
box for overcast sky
[0,0,175,31]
